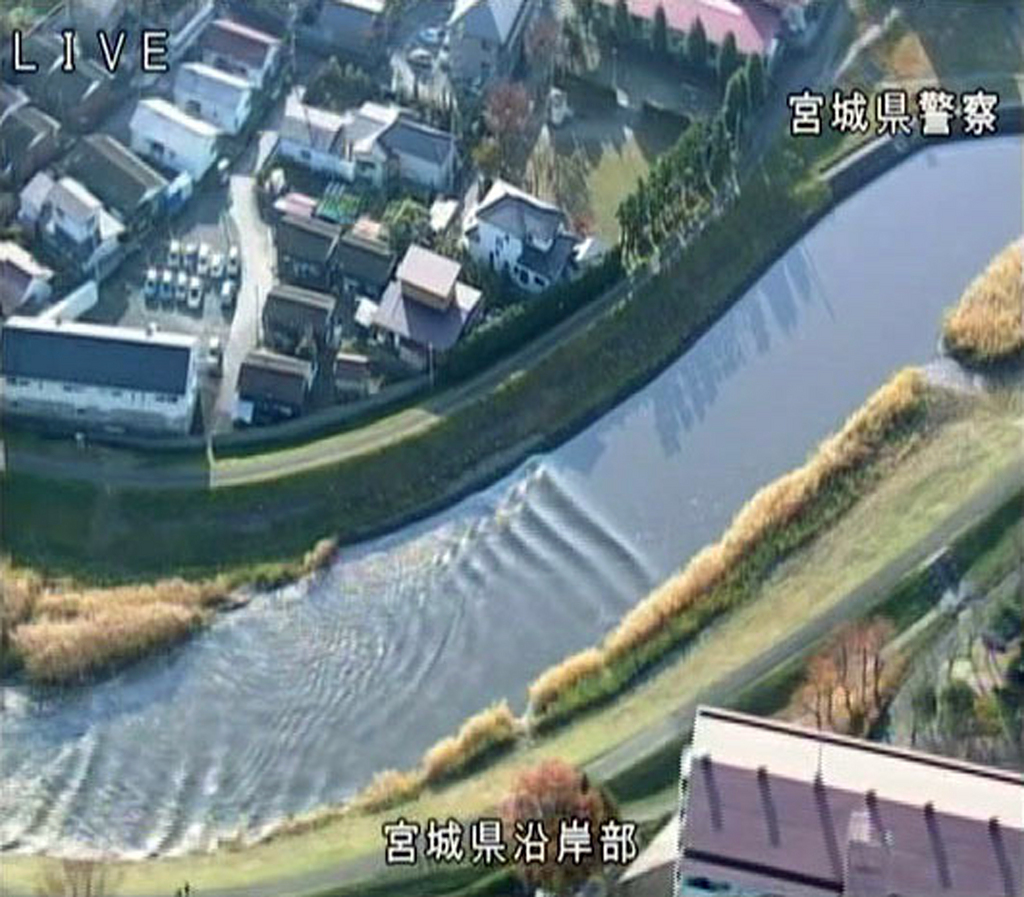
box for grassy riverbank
[4,382,1018,896]
[943,240,1024,365]
[0,539,336,683]
[1,147,828,583]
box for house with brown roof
[0,105,62,188]
[670,706,1024,897]
[236,348,314,423]
[275,215,342,291]
[335,217,397,299]
[262,282,341,356]
[373,244,483,369]
[200,18,282,89]
[0,241,54,318]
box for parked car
[168,240,182,268]
[144,267,159,300]
[419,26,444,46]
[176,271,189,304]
[407,47,433,69]
[227,245,240,278]
[209,252,225,279]
[208,337,224,377]
[188,276,203,311]
[161,268,175,302]
[184,242,199,270]
[220,278,237,310]
[197,243,211,276]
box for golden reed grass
[344,701,522,813]
[2,538,340,684]
[528,368,927,715]
[943,240,1024,363]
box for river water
[2,137,1021,857]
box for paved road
[211,173,276,431]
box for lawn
[4,390,1019,896]
[844,0,1024,99]
[527,74,689,242]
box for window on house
[518,268,528,285]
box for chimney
[843,809,891,896]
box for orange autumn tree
[501,758,611,895]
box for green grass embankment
[2,153,829,582]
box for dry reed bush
[302,538,339,573]
[33,578,229,620]
[353,768,426,813]
[13,603,201,683]
[944,240,1024,363]
[0,565,43,629]
[422,700,521,783]
[529,369,926,715]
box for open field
[4,384,1018,896]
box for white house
[174,62,253,135]
[30,176,126,275]
[0,317,200,434]
[0,242,54,318]
[200,18,281,89]
[463,179,579,293]
[277,93,457,191]
[130,97,221,182]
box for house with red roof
[597,0,790,58]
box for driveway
[211,173,275,431]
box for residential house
[236,348,314,423]
[315,0,387,63]
[13,34,121,131]
[37,58,119,132]
[334,351,378,398]
[275,215,342,291]
[67,0,128,32]
[674,706,1024,896]
[200,18,282,89]
[447,0,533,86]
[0,105,62,188]
[277,91,351,177]
[0,317,200,434]
[0,242,54,318]
[463,179,579,293]
[373,244,483,369]
[18,171,57,228]
[262,282,341,355]
[64,134,169,232]
[334,217,396,299]
[596,0,784,58]
[174,62,254,135]
[33,176,126,276]
[130,97,221,181]
[278,94,458,192]
[0,84,29,127]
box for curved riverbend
[1,137,1021,857]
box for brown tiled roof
[201,18,280,69]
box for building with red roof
[597,0,787,57]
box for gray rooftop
[1,318,195,395]
[375,278,481,352]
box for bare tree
[484,81,532,176]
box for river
[1,136,1021,857]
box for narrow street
[211,172,275,431]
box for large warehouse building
[0,317,200,435]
